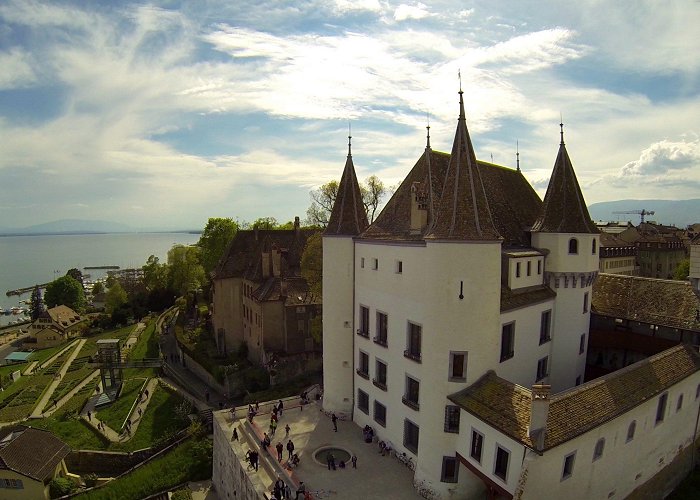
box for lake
[0,232,200,326]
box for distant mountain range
[0,219,200,236]
[588,199,700,228]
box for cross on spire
[426,112,431,149]
[348,122,352,156]
[559,114,565,146]
[516,140,520,172]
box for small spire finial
[516,140,520,172]
[458,69,462,93]
[348,122,352,156]
[426,112,431,149]
[559,113,565,146]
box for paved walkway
[31,339,86,417]
[41,369,100,418]
[22,361,38,375]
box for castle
[321,90,700,499]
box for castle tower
[322,133,369,414]
[531,124,599,392]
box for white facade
[690,243,700,291]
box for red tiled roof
[0,427,70,481]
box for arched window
[569,238,578,254]
[592,239,597,255]
[626,421,636,442]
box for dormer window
[568,238,578,254]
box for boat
[11,307,22,315]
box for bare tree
[360,175,386,224]
[305,177,386,227]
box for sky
[0,0,699,230]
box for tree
[167,245,206,296]
[674,259,690,281]
[44,276,86,312]
[29,285,44,321]
[252,217,278,230]
[197,218,238,275]
[92,281,105,295]
[305,176,385,227]
[65,268,84,285]
[142,255,169,292]
[105,281,128,314]
[301,233,322,299]
[360,175,386,223]
[306,181,339,227]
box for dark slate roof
[214,228,319,282]
[500,285,557,312]
[325,149,368,236]
[449,344,700,451]
[0,427,70,481]
[532,135,598,234]
[361,152,542,246]
[425,91,500,241]
[592,273,700,332]
[252,277,320,306]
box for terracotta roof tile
[0,427,70,481]
[449,344,700,451]
[532,140,598,234]
[592,274,700,331]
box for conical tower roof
[325,135,369,236]
[532,126,598,234]
[425,90,500,241]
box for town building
[619,222,686,279]
[690,237,700,291]
[211,218,322,367]
[0,426,71,499]
[598,232,638,276]
[24,305,86,350]
[321,89,700,499]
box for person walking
[276,442,284,462]
[251,450,259,471]
[278,399,284,416]
[287,439,295,459]
[295,481,306,500]
[87,411,92,421]
[331,412,338,432]
[285,423,290,438]
[271,419,277,436]
[351,455,357,469]
[232,428,239,441]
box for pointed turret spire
[532,123,597,234]
[426,89,500,241]
[325,133,369,236]
[426,113,431,149]
[559,117,565,146]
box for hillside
[588,199,700,228]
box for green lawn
[0,373,53,421]
[28,342,72,365]
[0,363,26,382]
[96,378,147,432]
[53,366,96,402]
[74,437,212,500]
[128,320,158,359]
[81,325,134,359]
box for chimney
[271,243,281,277]
[294,216,300,236]
[529,384,551,452]
[410,182,428,234]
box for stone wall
[627,440,700,500]
[65,449,152,475]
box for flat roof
[4,352,31,362]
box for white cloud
[0,48,36,89]
[394,3,430,22]
[620,138,700,177]
[333,0,383,15]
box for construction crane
[612,209,655,224]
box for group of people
[363,425,374,443]
[326,452,358,471]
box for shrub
[171,490,192,500]
[49,477,77,498]
[83,473,98,487]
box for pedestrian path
[23,361,38,375]
[81,377,159,443]
[31,338,86,417]
[41,369,99,418]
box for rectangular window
[358,305,369,337]
[579,334,586,354]
[536,356,549,381]
[444,405,460,433]
[500,323,515,362]
[405,322,422,362]
[403,375,420,410]
[527,261,532,276]
[494,445,510,481]
[593,438,605,461]
[357,351,369,379]
[449,351,467,381]
[441,456,459,483]
[374,359,387,390]
[374,400,387,427]
[357,389,369,414]
[516,262,521,278]
[375,312,388,346]
[404,419,419,454]
[539,310,551,344]
[583,292,589,313]
[470,429,484,463]
[396,260,403,274]
[361,257,365,268]
[656,393,668,424]
[372,258,378,270]
[562,452,576,480]
[537,260,542,274]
